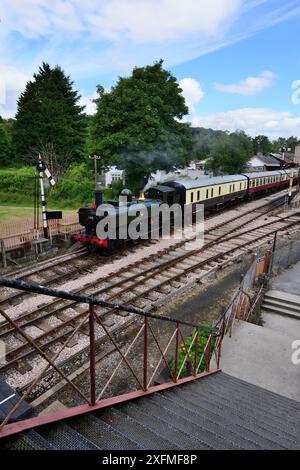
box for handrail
[0,276,220,439]
[0,276,219,334]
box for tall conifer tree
[13,63,86,166]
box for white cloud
[214,71,275,95]
[87,0,241,43]
[0,65,31,118]
[179,78,204,114]
[191,107,300,138]
[0,0,241,42]
[79,91,98,115]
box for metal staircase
[2,372,299,450]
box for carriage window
[211,188,214,197]
[229,185,231,192]
[219,186,221,195]
[232,184,235,191]
[206,189,209,198]
[197,190,200,200]
[240,183,242,190]
[190,192,194,203]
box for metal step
[98,407,178,450]
[118,400,205,450]
[186,379,300,438]
[0,429,54,450]
[178,384,299,448]
[37,422,100,450]
[158,387,276,450]
[166,387,290,450]
[205,372,300,419]
[70,413,141,450]
[140,394,237,450]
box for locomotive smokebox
[95,190,103,208]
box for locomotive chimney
[95,189,103,208]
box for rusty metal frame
[0,276,220,439]
[0,369,220,438]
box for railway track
[1,190,300,390]
[0,240,159,307]
[0,188,292,309]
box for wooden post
[1,240,7,269]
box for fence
[0,236,293,438]
[0,276,221,439]
[0,213,82,251]
[214,248,271,349]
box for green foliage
[49,163,94,208]
[1,118,15,140]
[171,324,215,379]
[0,118,12,166]
[0,164,94,208]
[272,135,300,152]
[12,62,86,166]
[198,130,253,174]
[253,135,272,155]
[91,60,193,194]
[0,167,35,204]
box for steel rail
[1,211,299,369]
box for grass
[0,204,77,224]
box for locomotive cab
[145,185,177,205]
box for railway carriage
[244,170,291,196]
[146,175,248,210]
[76,168,299,251]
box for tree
[207,146,250,175]
[91,60,193,193]
[204,130,253,175]
[0,117,12,166]
[12,62,86,172]
[253,135,272,154]
[286,136,300,152]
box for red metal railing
[0,276,221,439]
[0,246,272,438]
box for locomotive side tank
[76,189,161,251]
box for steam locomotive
[75,168,299,252]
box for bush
[0,167,36,204]
[49,163,94,208]
[170,323,215,379]
[0,164,95,209]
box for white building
[105,166,125,187]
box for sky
[1,0,300,139]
